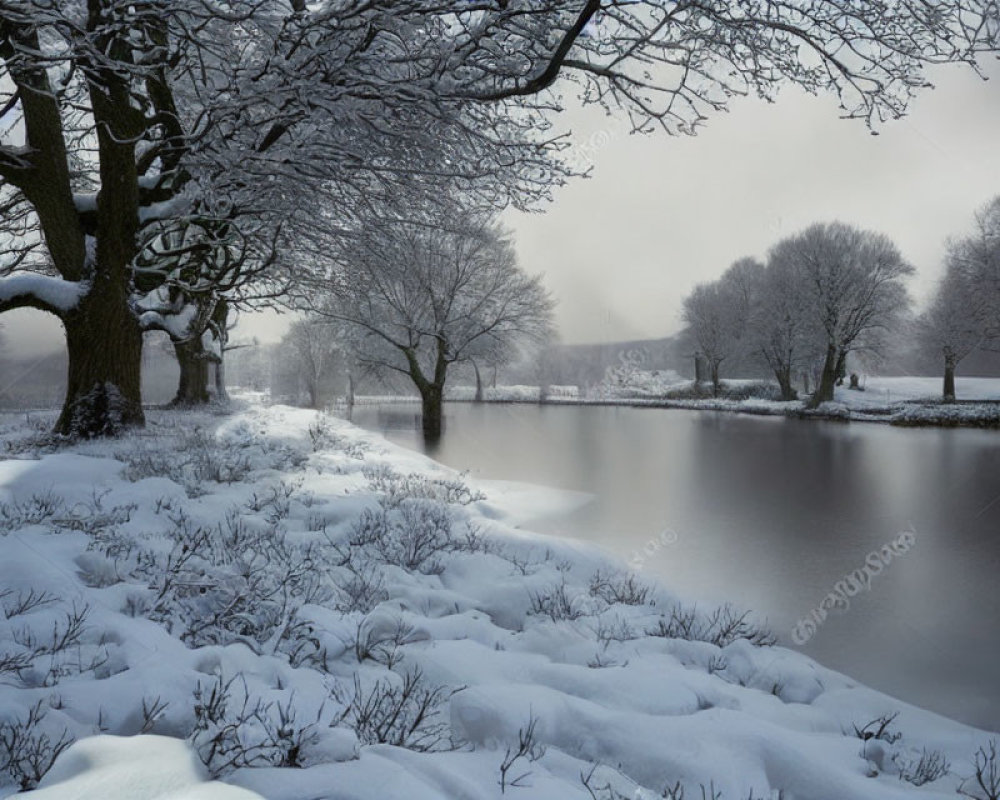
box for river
[350,401,1000,732]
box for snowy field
[1,398,998,800]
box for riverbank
[1,397,996,799]
[419,377,1000,429]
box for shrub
[189,674,327,775]
[588,570,651,606]
[363,465,485,507]
[528,580,592,622]
[0,701,73,791]
[134,510,331,651]
[647,603,775,648]
[851,712,902,745]
[895,748,950,786]
[335,669,457,752]
[349,499,457,574]
[498,712,545,793]
[960,740,1000,800]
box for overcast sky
[4,61,999,356]
[505,60,1000,345]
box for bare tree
[278,319,348,410]
[919,265,988,402]
[749,253,823,400]
[769,223,914,407]
[315,211,554,441]
[920,196,1000,401]
[682,258,760,396]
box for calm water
[350,402,1000,731]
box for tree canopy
[1,1,996,434]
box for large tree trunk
[52,59,145,437]
[214,358,229,404]
[943,355,957,403]
[810,345,838,408]
[710,362,721,397]
[420,384,444,444]
[55,287,144,437]
[171,337,211,406]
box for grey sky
[505,61,1000,345]
[4,62,999,356]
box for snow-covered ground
[1,398,997,800]
[832,377,1000,408]
[436,376,1000,427]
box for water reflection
[350,402,1000,731]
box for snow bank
[0,399,995,799]
[20,736,263,800]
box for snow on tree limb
[0,274,87,316]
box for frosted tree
[682,258,761,396]
[919,264,989,401]
[1,1,996,435]
[749,255,823,400]
[312,208,554,441]
[920,196,1000,401]
[769,223,914,407]
[278,318,349,410]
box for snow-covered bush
[647,603,775,648]
[0,599,110,689]
[363,464,485,507]
[334,669,457,752]
[348,498,472,574]
[588,569,652,606]
[528,579,591,621]
[132,510,331,650]
[189,674,333,775]
[308,414,368,458]
[960,740,1000,800]
[117,425,306,496]
[497,712,545,793]
[0,701,73,791]
[894,747,950,786]
[0,491,64,533]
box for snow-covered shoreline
[430,377,1000,429]
[1,399,997,799]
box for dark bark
[171,337,211,406]
[403,341,448,446]
[943,355,957,403]
[420,384,444,444]
[53,56,144,437]
[834,350,848,386]
[810,345,838,408]
[694,353,704,383]
[55,287,144,436]
[774,367,797,401]
[473,362,484,402]
[710,362,721,397]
